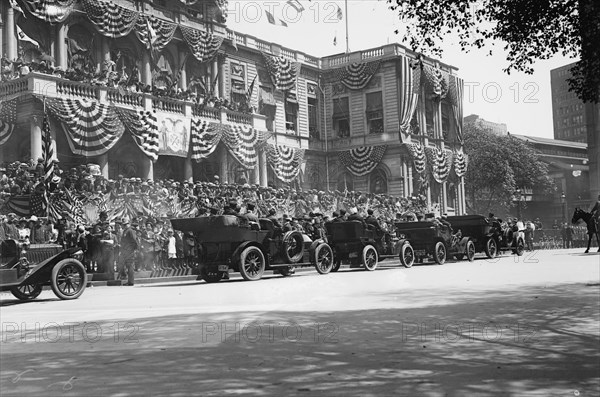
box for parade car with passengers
[0,239,87,300]
[170,215,334,282]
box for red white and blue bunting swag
[338,146,387,177]
[448,75,465,144]
[190,117,270,169]
[398,57,421,141]
[328,60,381,90]
[0,99,17,146]
[425,146,452,183]
[423,65,449,101]
[453,148,468,177]
[19,0,76,23]
[44,97,125,157]
[114,108,160,162]
[262,53,301,91]
[135,15,178,54]
[180,26,224,63]
[81,0,138,38]
[406,142,427,175]
[265,145,304,183]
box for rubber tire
[238,246,265,281]
[313,243,334,274]
[399,242,414,268]
[282,231,304,263]
[331,258,342,272]
[485,238,497,258]
[201,267,224,283]
[434,242,446,265]
[466,240,476,262]
[514,238,525,256]
[362,245,378,271]
[10,283,43,301]
[51,258,87,300]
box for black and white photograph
[0,0,598,395]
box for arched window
[369,169,388,194]
[336,172,354,192]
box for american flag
[0,99,17,145]
[42,113,54,187]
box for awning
[259,88,276,107]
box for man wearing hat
[3,213,19,240]
[118,218,139,286]
[347,207,366,226]
[365,209,382,233]
[243,202,259,223]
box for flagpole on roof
[345,0,349,53]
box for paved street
[1,249,599,396]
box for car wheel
[313,243,334,274]
[466,240,476,262]
[51,258,87,300]
[10,283,43,301]
[331,258,341,272]
[200,267,224,283]
[238,246,265,281]
[434,242,446,265]
[484,238,497,258]
[514,238,525,256]
[282,231,304,263]
[399,242,414,268]
[362,245,378,271]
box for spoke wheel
[238,246,265,281]
[514,238,525,256]
[201,267,224,283]
[434,242,446,265]
[10,283,43,301]
[314,243,334,274]
[282,231,304,263]
[485,238,497,258]
[466,240,476,262]
[51,259,87,300]
[362,245,378,271]
[400,243,415,268]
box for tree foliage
[388,0,600,103]
[463,121,553,215]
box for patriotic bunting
[20,0,76,23]
[328,60,381,90]
[423,65,449,101]
[190,118,226,161]
[453,148,468,177]
[265,145,304,183]
[3,195,31,217]
[81,0,139,38]
[41,113,54,187]
[338,146,387,177]
[221,123,269,169]
[425,145,451,183]
[134,15,177,55]
[181,26,224,63]
[0,99,17,146]
[114,108,160,161]
[262,53,300,91]
[44,97,125,157]
[398,57,421,140]
[448,75,465,144]
[406,142,427,174]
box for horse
[571,208,600,253]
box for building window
[308,97,319,139]
[259,86,276,132]
[441,102,451,139]
[285,92,298,134]
[425,99,434,137]
[230,62,246,107]
[366,91,384,134]
[332,97,350,137]
[369,169,388,194]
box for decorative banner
[425,145,451,183]
[454,148,468,177]
[265,144,304,183]
[45,97,125,157]
[156,113,191,158]
[398,57,421,140]
[262,53,300,91]
[221,123,270,169]
[0,99,17,145]
[114,108,160,161]
[190,118,226,161]
[134,14,177,54]
[338,146,387,177]
[20,0,76,23]
[180,26,224,63]
[329,60,381,90]
[423,65,449,101]
[81,0,139,38]
[406,142,427,175]
[448,75,465,144]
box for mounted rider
[590,194,600,225]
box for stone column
[460,177,467,215]
[97,154,109,178]
[184,157,193,183]
[218,57,226,100]
[6,6,17,60]
[141,157,154,181]
[220,146,228,183]
[142,52,152,86]
[259,150,268,187]
[102,38,111,70]
[30,116,43,162]
[211,59,220,97]
[407,163,414,197]
[56,24,68,69]
[179,50,187,91]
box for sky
[226,0,577,139]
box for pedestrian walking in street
[119,218,139,286]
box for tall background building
[463,114,508,135]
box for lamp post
[560,192,566,222]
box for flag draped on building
[41,113,54,186]
[190,119,225,161]
[19,0,76,23]
[425,146,451,183]
[338,146,387,176]
[114,108,160,161]
[448,75,465,144]
[398,57,421,140]
[134,15,177,55]
[180,26,223,63]
[0,99,17,145]
[16,25,39,48]
[44,97,125,157]
[423,65,449,101]
[81,0,139,38]
[265,144,304,183]
[328,60,381,90]
[453,148,468,177]
[262,53,300,91]
[221,124,270,169]
[406,142,427,174]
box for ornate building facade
[0,0,466,214]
